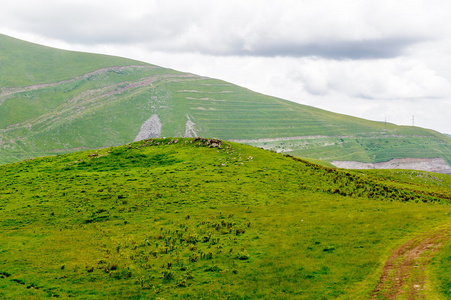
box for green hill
[0,138,450,299]
[1,33,451,169]
[0,34,146,88]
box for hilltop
[1,33,451,171]
[0,138,450,299]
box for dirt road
[370,225,451,299]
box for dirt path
[370,225,451,299]
[0,65,157,105]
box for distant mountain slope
[0,34,147,87]
[1,34,451,169]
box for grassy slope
[359,168,451,298]
[1,34,451,167]
[358,169,451,189]
[432,239,451,298]
[0,34,148,87]
[0,138,450,299]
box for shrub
[235,251,249,260]
[161,270,173,281]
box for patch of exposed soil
[332,157,451,174]
[184,115,197,138]
[134,114,162,141]
[370,226,451,299]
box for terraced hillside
[1,34,451,170]
[0,138,450,299]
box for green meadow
[1,138,450,299]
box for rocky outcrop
[331,157,451,174]
[193,137,222,148]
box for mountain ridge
[1,33,451,170]
[0,34,148,87]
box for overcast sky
[1,0,450,134]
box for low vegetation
[0,138,450,299]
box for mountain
[1,34,451,171]
[1,138,450,298]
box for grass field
[0,138,450,299]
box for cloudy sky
[1,0,450,134]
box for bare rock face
[134,114,162,141]
[331,157,451,174]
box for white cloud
[0,0,434,56]
[0,0,450,133]
[293,58,451,99]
